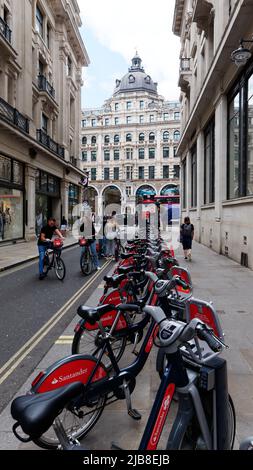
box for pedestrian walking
[60,216,68,237]
[104,214,119,258]
[180,216,194,261]
[80,212,101,270]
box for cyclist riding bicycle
[80,213,101,271]
[38,217,64,280]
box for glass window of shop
[227,61,253,199]
[68,183,79,228]
[0,155,24,242]
[35,170,60,235]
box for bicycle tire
[72,326,127,371]
[55,257,66,281]
[33,394,106,450]
[80,250,92,275]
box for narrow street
[0,246,111,411]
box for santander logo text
[51,368,88,385]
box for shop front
[0,154,24,242]
[68,183,80,228]
[35,170,61,235]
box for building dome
[113,53,158,96]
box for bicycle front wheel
[80,250,92,275]
[55,256,66,281]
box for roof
[113,54,158,96]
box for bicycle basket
[53,238,63,248]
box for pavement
[0,241,253,450]
[0,232,78,271]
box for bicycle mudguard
[31,355,108,394]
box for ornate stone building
[0,0,89,242]
[173,0,253,269]
[80,54,181,217]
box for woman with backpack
[180,216,194,261]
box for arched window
[114,134,120,144]
[139,133,145,142]
[104,135,110,144]
[129,74,135,83]
[126,133,132,142]
[91,136,96,144]
[174,130,180,142]
[82,136,87,145]
[163,131,169,142]
[149,132,155,142]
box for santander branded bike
[11,236,236,451]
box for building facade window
[115,117,119,125]
[139,115,144,123]
[174,112,180,120]
[139,148,145,159]
[82,136,87,145]
[115,103,119,111]
[126,116,132,124]
[82,119,87,127]
[163,165,169,179]
[191,145,197,207]
[182,159,187,209]
[174,165,180,179]
[227,66,253,199]
[163,147,170,158]
[164,113,169,121]
[126,101,132,110]
[36,5,44,37]
[91,151,97,162]
[41,113,48,134]
[204,117,215,204]
[126,186,132,197]
[104,150,110,161]
[35,170,60,235]
[139,132,145,142]
[91,136,96,144]
[139,166,144,179]
[105,118,110,126]
[149,147,155,159]
[91,119,96,127]
[140,100,144,109]
[126,166,133,180]
[114,134,120,144]
[104,135,110,144]
[150,114,154,122]
[149,132,155,142]
[91,168,96,180]
[163,131,169,142]
[126,148,133,160]
[104,168,110,180]
[174,130,180,141]
[126,133,132,142]
[82,151,87,161]
[149,166,155,179]
[114,149,120,160]
[0,155,24,242]
[173,146,177,157]
[114,167,119,180]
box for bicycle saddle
[118,265,135,274]
[77,303,114,324]
[11,382,84,440]
[103,274,125,288]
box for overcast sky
[79,0,181,108]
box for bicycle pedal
[111,442,124,451]
[128,408,142,420]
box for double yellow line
[0,260,111,386]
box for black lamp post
[231,39,253,67]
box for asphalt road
[0,246,111,411]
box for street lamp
[231,39,253,67]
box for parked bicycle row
[12,235,238,451]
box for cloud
[78,0,181,101]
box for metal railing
[0,97,29,133]
[38,75,55,99]
[36,129,65,158]
[0,17,12,43]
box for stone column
[25,165,37,241]
[215,94,227,254]
[186,150,191,214]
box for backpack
[182,223,192,237]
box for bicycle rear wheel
[72,327,127,371]
[80,250,92,275]
[55,256,66,281]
